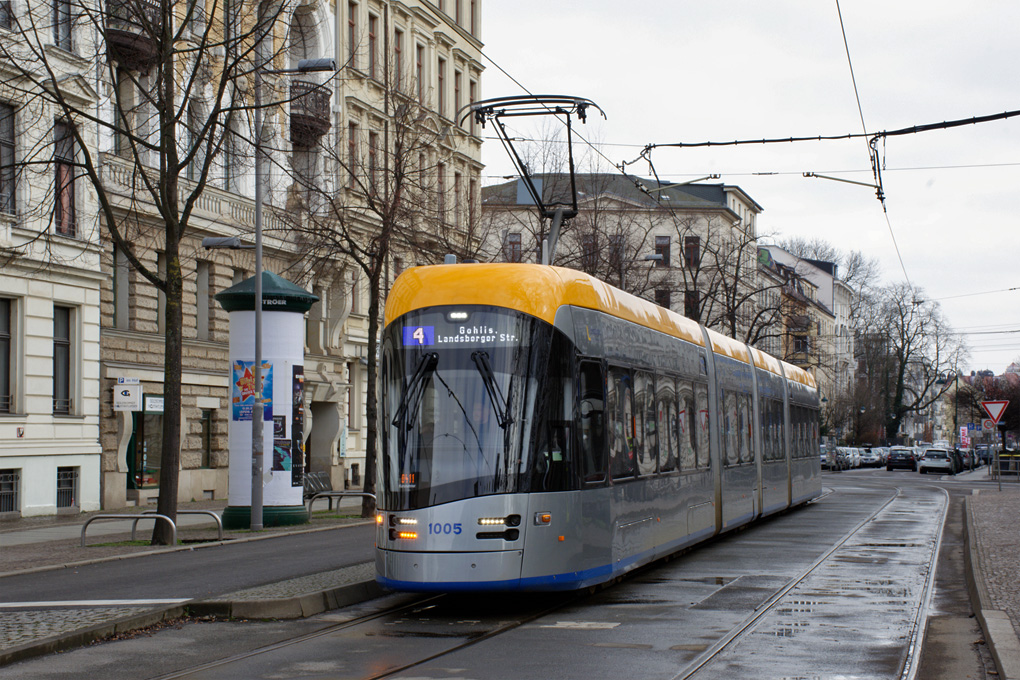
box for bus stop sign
[981,400,1009,424]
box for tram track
[136,484,947,680]
[672,485,949,680]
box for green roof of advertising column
[214,271,319,314]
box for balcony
[106,0,160,71]
[290,81,331,147]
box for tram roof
[385,263,705,346]
[385,263,816,389]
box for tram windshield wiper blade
[471,351,512,428]
[392,352,438,428]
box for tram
[376,263,821,592]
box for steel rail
[670,486,905,680]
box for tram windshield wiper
[392,352,438,429]
[471,351,512,428]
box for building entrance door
[127,410,163,490]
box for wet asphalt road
[4,471,997,680]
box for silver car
[918,448,954,475]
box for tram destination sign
[403,324,521,347]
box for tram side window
[738,393,752,464]
[657,376,678,473]
[607,367,636,480]
[722,390,739,466]
[810,407,820,455]
[677,380,696,472]
[634,371,657,476]
[694,381,711,469]
[577,361,607,484]
[776,401,787,460]
[772,400,784,461]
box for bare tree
[0,0,302,542]
[272,70,480,516]
[857,282,967,441]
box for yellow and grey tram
[376,263,821,591]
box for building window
[437,57,446,117]
[453,172,461,224]
[0,298,10,413]
[368,130,378,193]
[455,0,461,24]
[436,162,445,221]
[655,289,671,309]
[470,0,477,36]
[53,305,72,414]
[0,103,14,214]
[0,0,12,30]
[54,0,72,51]
[394,256,403,277]
[684,235,701,269]
[416,44,424,104]
[0,469,18,513]
[506,232,522,263]
[200,409,214,467]
[684,289,699,319]
[608,234,624,276]
[347,121,357,187]
[454,70,462,124]
[794,335,809,355]
[580,233,597,272]
[156,252,166,333]
[654,235,670,268]
[468,80,477,135]
[56,466,78,509]
[468,177,477,225]
[347,1,357,69]
[54,121,76,237]
[367,13,377,79]
[113,246,131,330]
[196,260,210,340]
[390,29,403,92]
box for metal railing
[131,509,223,541]
[82,513,176,547]
[307,491,375,514]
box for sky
[478,1,1020,375]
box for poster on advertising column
[231,360,273,421]
[291,365,305,487]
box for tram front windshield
[381,307,551,510]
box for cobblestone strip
[0,607,150,651]
[970,491,1020,639]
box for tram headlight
[375,513,384,526]
[389,529,418,540]
[447,311,470,321]
[477,514,522,527]
[389,516,419,527]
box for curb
[189,575,382,620]
[963,493,1020,680]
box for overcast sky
[478,1,1020,374]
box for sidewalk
[964,469,1020,680]
[0,498,381,667]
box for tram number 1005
[429,522,463,535]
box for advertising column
[215,272,318,529]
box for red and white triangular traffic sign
[981,400,1009,424]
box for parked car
[887,447,918,471]
[919,448,955,475]
[860,448,883,467]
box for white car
[839,447,862,468]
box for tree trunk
[360,263,383,518]
[153,245,183,545]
